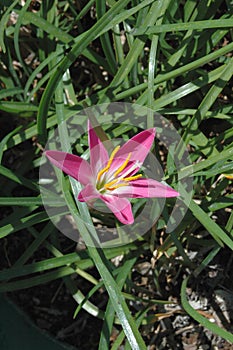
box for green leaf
[0,0,19,53]
[181,277,233,343]
[37,0,132,144]
[133,18,233,35]
[0,295,75,350]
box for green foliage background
[0,0,233,349]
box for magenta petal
[100,195,134,225]
[115,128,156,164]
[45,150,93,185]
[88,121,109,174]
[78,183,99,202]
[113,178,180,198]
[78,183,134,225]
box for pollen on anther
[105,174,143,191]
[96,145,120,181]
[123,174,142,182]
[107,183,128,191]
[114,152,132,177]
[104,178,118,189]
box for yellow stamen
[104,178,119,189]
[223,173,233,179]
[123,174,142,182]
[96,145,120,181]
[114,152,132,177]
[107,183,128,191]
[104,174,142,191]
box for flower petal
[45,150,93,185]
[88,121,109,174]
[78,183,99,202]
[78,183,134,225]
[112,178,180,198]
[115,128,156,164]
[100,195,134,225]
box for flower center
[96,145,142,192]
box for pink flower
[45,122,179,225]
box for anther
[107,183,128,191]
[104,178,119,189]
[96,145,120,181]
[123,174,142,182]
[104,174,142,191]
[114,152,132,177]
